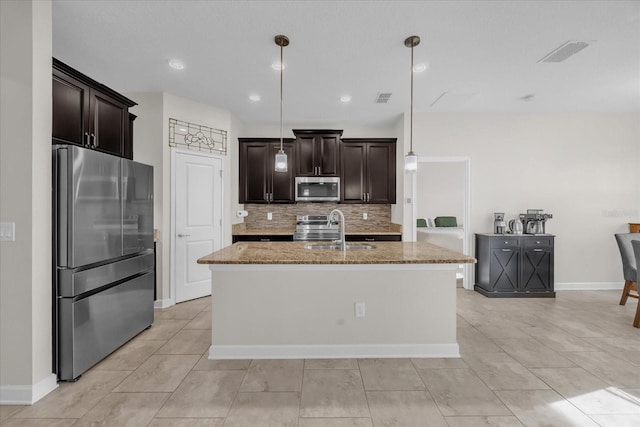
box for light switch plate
[0,222,15,241]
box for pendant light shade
[404,151,418,171]
[404,35,420,173]
[274,35,289,173]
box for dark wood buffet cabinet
[238,131,397,205]
[474,233,555,298]
[52,58,136,159]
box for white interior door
[174,150,223,303]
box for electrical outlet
[355,302,365,317]
[0,222,15,241]
[267,212,273,220]
[363,212,368,220]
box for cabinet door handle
[367,193,370,202]
[91,133,97,148]
[501,249,511,252]
[365,238,375,242]
[533,248,543,252]
[260,238,270,242]
[84,132,90,147]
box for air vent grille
[375,93,392,103]
[538,40,592,63]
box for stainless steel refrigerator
[52,145,154,381]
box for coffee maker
[520,209,553,235]
[493,212,506,234]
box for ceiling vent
[538,40,592,63]
[375,93,392,104]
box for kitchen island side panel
[208,266,457,358]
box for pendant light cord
[410,42,414,154]
[279,42,284,153]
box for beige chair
[615,233,640,327]
[631,240,640,328]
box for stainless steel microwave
[295,177,340,202]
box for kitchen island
[197,241,474,359]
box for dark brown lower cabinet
[345,234,401,242]
[474,234,555,298]
[232,235,294,243]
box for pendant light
[404,35,420,172]
[274,35,289,173]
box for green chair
[434,216,457,227]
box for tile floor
[2,289,640,426]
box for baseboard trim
[208,343,460,360]
[555,282,622,291]
[0,373,58,405]
[154,298,173,309]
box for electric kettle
[508,218,523,234]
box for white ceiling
[52,0,640,127]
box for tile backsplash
[243,204,394,231]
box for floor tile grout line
[357,358,375,421]
[409,357,450,421]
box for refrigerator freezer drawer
[58,271,154,381]
[58,251,154,297]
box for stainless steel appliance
[295,177,340,202]
[293,214,340,241]
[53,145,154,381]
[508,218,524,234]
[520,209,553,235]
[493,212,506,234]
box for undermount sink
[304,244,375,250]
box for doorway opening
[412,156,472,289]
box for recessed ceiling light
[339,95,352,103]
[413,63,428,73]
[168,59,185,70]
[249,94,261,102]
[271,61,286,71]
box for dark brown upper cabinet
[52,58,136,159]
[340,138,396,204]
[293,129,342,177]
[238,138,296,204]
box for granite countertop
[476,233,555,237]
[197,241,475,265]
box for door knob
[177,234,191,237]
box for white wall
[229,114,246,226]
[127,92,164,301]
[416,162,465,223]
[407,113,640,286]
[0,0,57,404]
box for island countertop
[197,241,475,265]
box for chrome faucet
[328,209,346,251]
